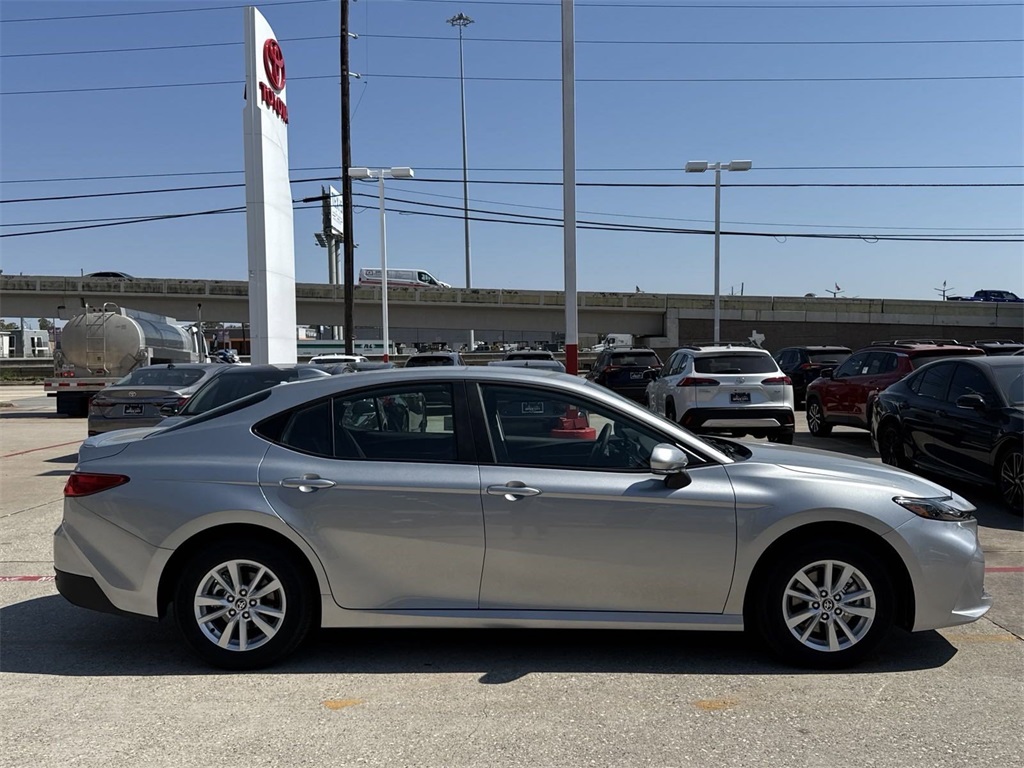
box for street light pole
[448,12,474,351]
[349,167,415,364]
[685,159,752,344]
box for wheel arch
[741,521,915,631]
[156,523,325,621]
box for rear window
[808,352,851,365]
[182,370,316,415]
[115,368,207,387]
[695,354,777,374]
[609,352,661,367]
[910,349,984,369]
[156,390,273,435]
[406,356,455,367]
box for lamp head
[348,168,373,179]
[726,160,752,172]
[684,161,709,173]
[389,167,415,179]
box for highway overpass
[2,275,1020,351]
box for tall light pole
[684,159,752,344]
[348,166,415,362]
[448,11,474,351]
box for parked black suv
[585,347,662,403]
[772,346,852,406]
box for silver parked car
[57,368,989,670]
[87,363,222,436]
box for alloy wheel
[193,559,287,652]
[878,425,905,469]
[999,449,1024,512]
[782,559,876,653]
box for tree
[0,321,20,331]
[38,318,54,331]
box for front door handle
[487,483,542,501]
[281,474,336,493]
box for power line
[2,164,1021,185]
[6,34,1020,58]
[0,0,331,24]
[4,72,1021,96]
[3,177,1022,205]
[403,0,1023,8]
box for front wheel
[878,422,909,470]
[806,399,832,437]
[173,540,315,670]
[997,446,1024,515]
[752,540,894,668]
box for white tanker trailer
[44,303,209,417]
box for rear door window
[915,362,956,401]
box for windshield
[808,352,851,365]
[609,352,660,367]
[115,368,206,387]
[992,366,1024,405]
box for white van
[358,268,451,289]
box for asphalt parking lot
[1,385,1021,768]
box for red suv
[804,339,985,437]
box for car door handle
[487,483,542,501]
[280,474,336,493]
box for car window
[808,351,850,365]
[694,353,777,374]
[833,352,867,378]
[947,363,999,405]
[992,366,1024,405]
[775,350,793,367]
[666,351,685,376]
[910,349,984,368]
[863,352,897,376]
[915,363,955,401]
[183,370,307,415]
[334,384,456,462]
[609,351,661,367]
[115,368,207,387]
[405,356,455,367]
[480,384,678,471]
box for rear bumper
[681,407,795,434]
[55,569,152,620]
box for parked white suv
[646,344,796,443]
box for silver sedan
[55,367,990,669]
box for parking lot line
[1,439,81,459]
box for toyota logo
[127,391,137,398]
[263,39,286,91]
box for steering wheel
[588,423,613,466]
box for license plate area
[629,371,646,380]
[123,404,144,416]
[730,392,751,404]
[521,402,544,415]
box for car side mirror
[160,403,180,416]
[650,443,692,489]
[820,368,835,379]
[955,394,987,410]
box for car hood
[741,442,954,498]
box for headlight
[893,496,975,522]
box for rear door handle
[281,474,336,493]
[487,483,542,501]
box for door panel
[478,464,737,613]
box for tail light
[90,397,113,408]
[174,396,190,409]
[761,376,792,385]
[798,363,814,370]
[64,472,130,497]
[677,377,720,387]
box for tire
[665,400,677,424]
[173,540,315,670]
[878,421,909,470]
[996,446,1024,516]
[752,539,894,669]
[806,399,832,437]
[768,431,794,445]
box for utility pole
[340,0,356,354]
[448,11,474,351]
[934,280,954,300]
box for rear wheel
[806,399,832,437]
[878,422,909,470]
[665,400,677,424]
[752,539,894,668]
[997,446,1023,515]
[173,540,315,669]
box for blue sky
[1,0,1022,303]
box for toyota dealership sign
[243,7,296,365]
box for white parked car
[309,354,368,364]
[646,344,796,443]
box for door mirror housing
[820,368,835,380]
[955,393,987,410]
[651,443,692,488]
[159,403,180,417]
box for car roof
[687,346,772,356]
[215,364,329,376]
[134,363,220,371]
[777,345,852,352]
[864,340,984,354]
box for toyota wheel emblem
[263,39,286,91]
